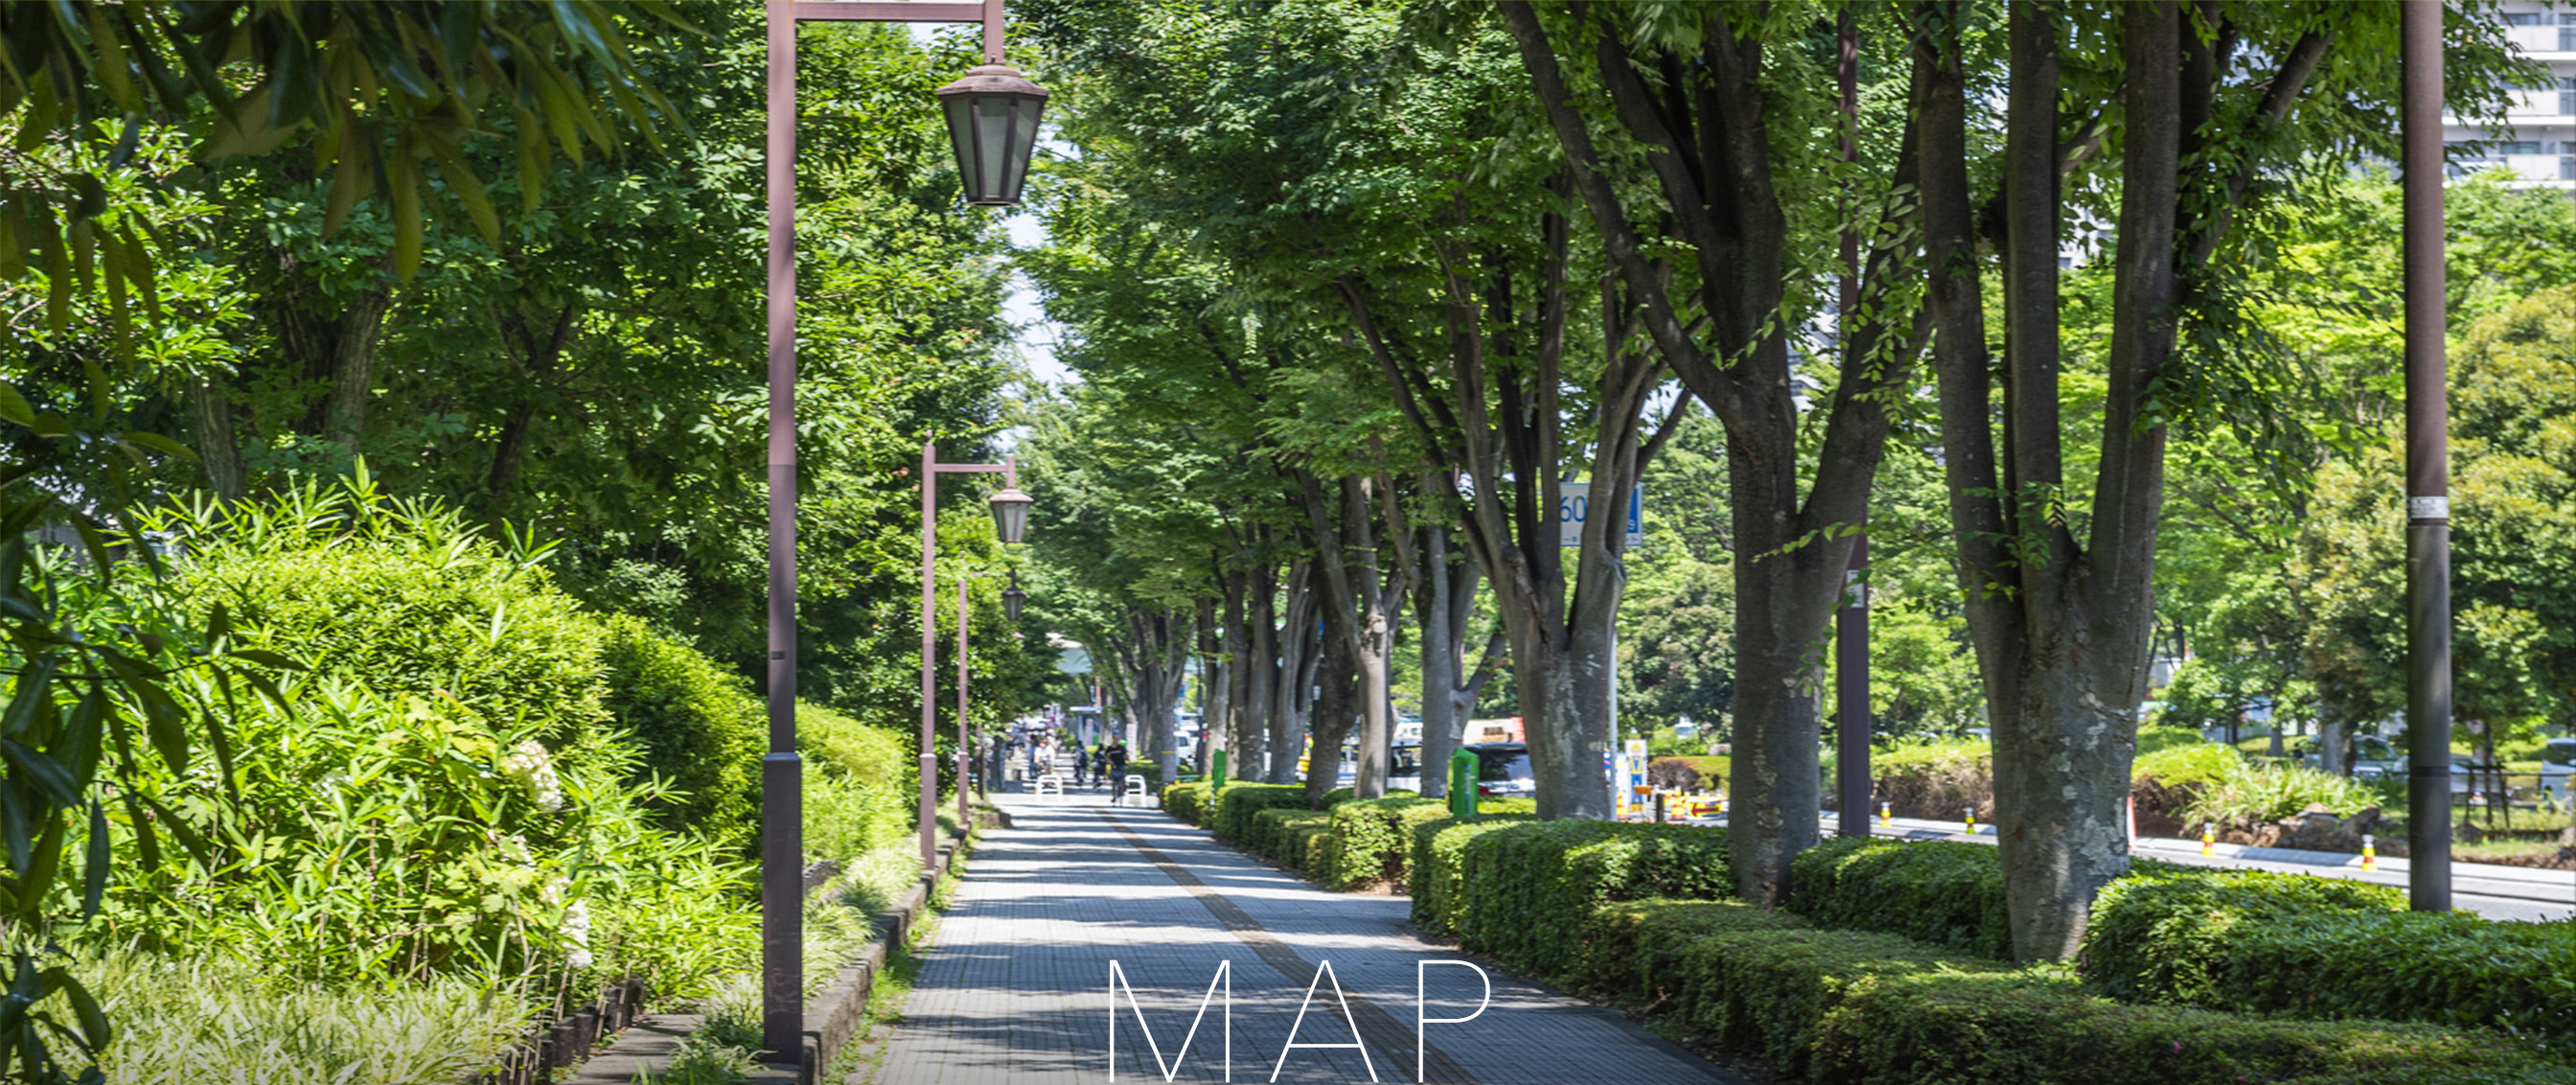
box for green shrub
[1161,781,1214,825]
[1587,899,2571,1084]
[1870,737,1994,818]
[2132,742,2241,790]
[159,483,610,742]
[1454,821,1732,981]
[1252,808,1332,870]
[599,614,764,840]
[1212,784,1309,844]
[1409,815,1535,935]
[795,703,913,865]
[2134,724,2204,755]
[1326,795,1442,889]
[1789,836,2012,958]
[2082,869,2576,1045]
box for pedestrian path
[868,791,1743,1085]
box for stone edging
[561,806,1008,1085]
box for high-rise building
[2450,1,2576,190]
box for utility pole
[2400,0,2452,912]
[1833,6,1873,842]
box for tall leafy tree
[1913,0,2527,958]
[1500,0,1924,889]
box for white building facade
[2450,2,2576,191]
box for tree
[2298,287,2576,764]
[1,1,684,324]
[1501,0,1924,892]
[1913,0,2528,959]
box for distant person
[1073,742,1091,786]
[1107,739,1130,782]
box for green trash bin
[1212,749,1228,792]
[1447,749,1478,820]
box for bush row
[2084,868,2576,1046]
[1387,815,1732,981]
[1323,795,1442,889]
[1788,836,2012,958]
[1250,807,1337,875]
[1171,794,2576,1081]
[1584,899,2570,1084]
[1160,780,1214,826]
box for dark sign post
[2399,0,2452,912]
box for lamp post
[2399,0,2451,912]
[761,0,1042,1064]
[921,443,1031,877]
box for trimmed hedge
[1325,795,1441,889]
[1448,820,1732,982]
[1252,807,1335,872]
[2083,869,2576,1044]
[1161,780,1214,826]
[1211,784,1309,844]
[1409,815,1536,935]
[1789,836,2012,958]
[1586,899,2575,1085]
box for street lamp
[920,443,1029,878]
[989,484,1033,543]
[939,64,1047,205]
[1000,568,1027,622]
[760,0,1042,1066]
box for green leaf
[0,384,32,428]
[1,745,80,810]
[0,661,50,741]
[224,648,305,671]
[389,148,424,280]
[79,803,104,919]
[139,687,188,777]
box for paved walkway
[869,790,1742,1085]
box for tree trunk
[1302,471,1398,800]
[1306,595,1360,807]
[1198,592,1227,775]
[1244,558,1278,781]
[274,265,394,450]
[1221,565,1251,776]
[187,373,248,500]
[1418,525,1462,798]
[1271,561,1319,784]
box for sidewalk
[867,790,1744,1085]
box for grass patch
[88,950,533,1085]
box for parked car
[1333,739,1427,791]
[2542,738,2576,804]
[2293,735,2403,780]
[1466,742,1534,798]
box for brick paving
[867,790,1744,1085]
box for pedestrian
[1107,739,1130,783]
[1073,742,1090,786]
[1034,737,1055,780]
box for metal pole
[1832,6,1873,843]
[2401,0,2452,912]
[758,0,804,1062]
[921,442,941,874]
[958,576,972,828]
